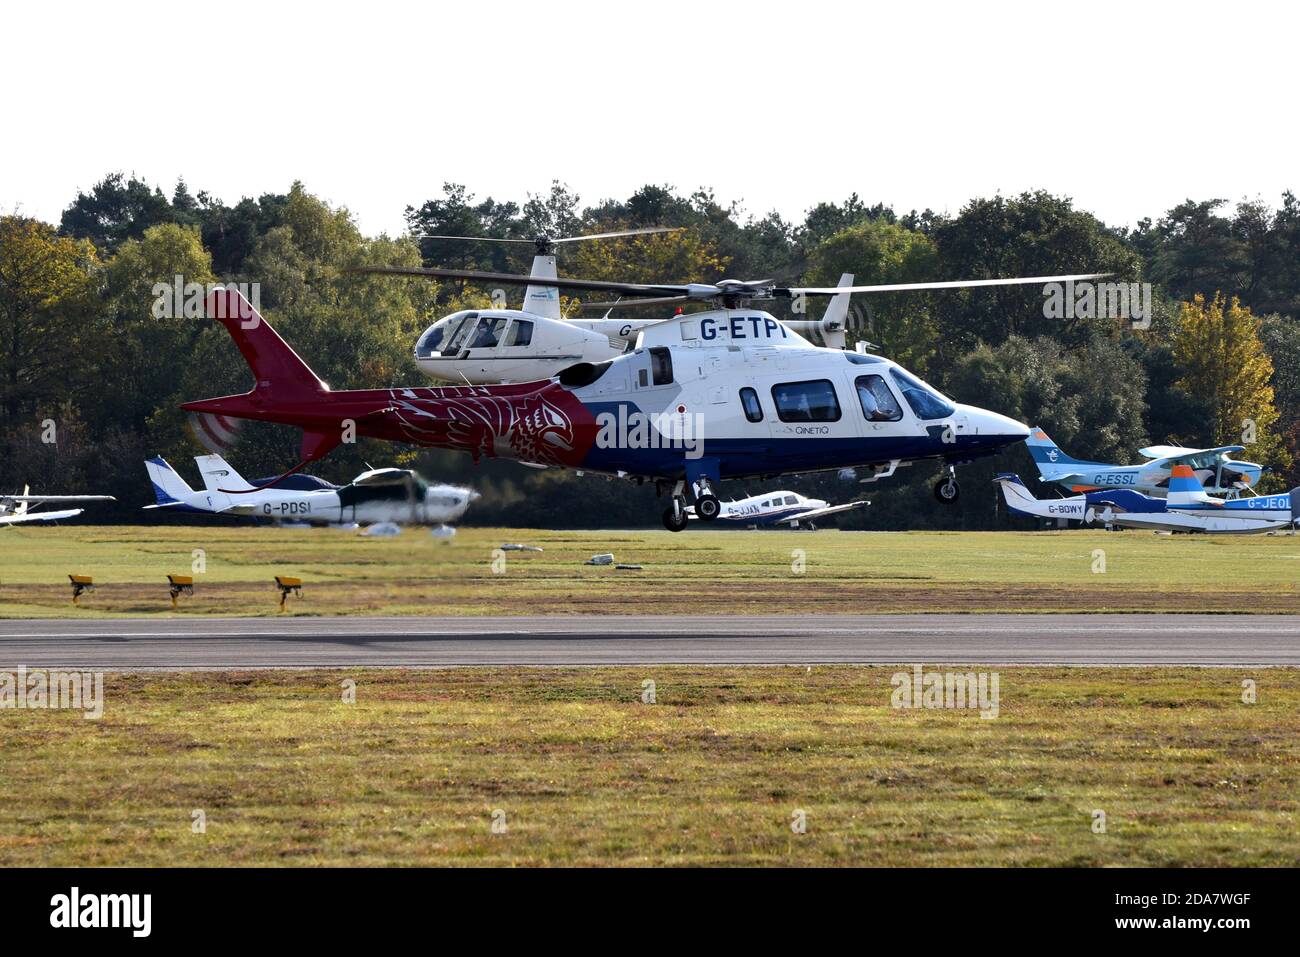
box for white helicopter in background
[405,228,682,384]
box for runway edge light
[274,576,303,613]
[68,574,95,606]
[167,574,195,609]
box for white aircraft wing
[1140,444,1246,461]
[0,508,85,525]
[351,468,415,487]
[774,500,870,524]
[3,494,115,503]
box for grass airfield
[2,667,1297,867]
[2,524,1299,617]
[3,525,1299,866]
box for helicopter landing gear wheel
[934,467,960,505]
[662,500,688,533]
[691,475,721,523]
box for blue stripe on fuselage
[579,406,1021,479]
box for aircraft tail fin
[1166,465,1217,506]
[199,288,328,403]
[993,473,1041,513]
[145,457,194,505]
[1024,427,1095,476]
[15,485,29,517]
[195,454,253,493]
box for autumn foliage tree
[1173,293,1291,481]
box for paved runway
[0,614,1296,668]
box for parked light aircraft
[144,454,477,527]
[684,489,868,529]
[994,471,1297,534]
[1164,464,1298,525]
[1026,427,1263,495]
[409,229,682,384]
[183,271,1103,530]
[0,486,115,526]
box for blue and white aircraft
[1025,427,1263,496]
[995,471,1297,534]
[1164,464,1298,526]
[684,490,868,529]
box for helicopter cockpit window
[415,324,447,358]
[470,316,508,349]
[855,374,903,422]
[504,320,534,347]
[416,312,476,358]
[442,313,479,354]
[888,367,956,420]
[650,347,673,385]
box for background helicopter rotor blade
[575,296,696,311]
[550,226,684,244]
[348,265,701,298]
[414,234,537,244]
[784,273,1113,296]
[413,226,683,246]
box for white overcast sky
[3,0,1295,237]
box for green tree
[0,217,97,419]
[930,191,1142,351]
[802,219,939,372]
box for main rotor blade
[414,234,536,244]
[552,226,684,244]
[349,265,694,298]
[788,273,1113,296]
[575,296,696,310]
[414,226,683,246]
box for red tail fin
[204,287,328,400]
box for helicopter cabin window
[739,387,763,422]
[855,374,903,422]
[650,347,674,385]
[470,316,508,349]
[889,367,956,420]
[504,319,533,347]
[771,379,842,423]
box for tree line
[2,174,1297,529]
